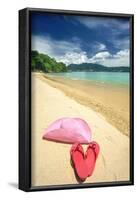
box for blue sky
[31,13,130,67]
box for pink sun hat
[42,117,92,144]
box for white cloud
[32,35,129,67]
[90,50,129,67]
[91,42,106,51]
[31,35,81,59]
[77,16,129,31]
[90,51,111,60]
[114,49,129,58]
[58,52,88,65]
[98,43,106,51]
[76,16,108,29]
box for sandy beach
[31,72,129,186]
[42,73,130,136]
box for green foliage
[68,63,129,72]
[31,50,67,73]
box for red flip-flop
[70,143,88,181]
[85,142,100,177]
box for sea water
[49,72,129,86]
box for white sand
[31,73,129,186]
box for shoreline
[36,72,129,136]
[47,72,129,89]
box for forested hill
[68,63,129,72]
[31,51,67,73]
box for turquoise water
[49,72,129,86]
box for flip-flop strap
[71,143,84,157]
[87,142,99,159]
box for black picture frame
[19,7,134,192]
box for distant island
[68,63,130,72]
[31,51,129,73]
